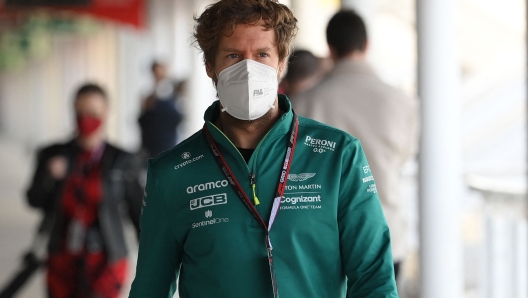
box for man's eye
[228,54,238,59]
[259,53,269,58]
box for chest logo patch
[304,136,337,154]
[288,173,316,182]
[190,194,227,210]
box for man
[279,49,323,98]
[26,83,143,298]
[294,10,419,280]
[138,61,183,158]
[129,1,398,297]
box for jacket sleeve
[26,147,61,210]
[129,162,181,298]
[338,139,398,297]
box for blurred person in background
[279,49,324,98]
[138,61,183,159]
[294,9,419,281]
[129,0,397,297]
[26,83,143,298]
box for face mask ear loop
[272,61,281,110]
[214,70,220,87]
[246,62,253,120]
[215,69,229,113]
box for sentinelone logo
[192,209,229,229]
[192,217,229,229]
[174,154,204,170]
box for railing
[466,173,527,298]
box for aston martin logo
[287,173,316,182]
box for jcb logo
[190,194,227,210]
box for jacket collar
[203,94,294,150]
[331,59,377,77]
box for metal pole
[417,0,464,297]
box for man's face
[153,65,168,82]
[74,92,108,135]
[206,20,286,82]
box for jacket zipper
[248,128,272,211]
[208,118,281,211]
[208,122,250,172]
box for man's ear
[205,62,216,80]
[278,59,287,79]
[328,46,339,61]
[362,41,369,53]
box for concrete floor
[0,135,43,298]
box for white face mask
[216,59,278,120]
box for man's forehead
[219,24,277,47]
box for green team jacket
[129,96,398,298]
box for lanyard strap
[203,112,298,298]
[202,113,299,236]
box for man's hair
[193,0,298,67]
[75,83,107,103]
[151,61,162,72]
[284,49,320,84]
[326,9,367,58]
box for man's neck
[77,134,105,152]
[215,98,281,149]
[332,50,367,63]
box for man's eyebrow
[219,48,240,52]
[255,47,273,52]
[219,47,273,52]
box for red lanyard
[203,113,299,298]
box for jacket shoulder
[104,143,134,157]
[103,144,141,169]
[298,115,359,144]
[36,140,75,158]
[148,129,205,171]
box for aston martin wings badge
[287,173,316,182]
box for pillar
[417,0,464,297]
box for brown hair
[193,0,298,67]
[75,83,108,103]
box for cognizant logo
[281,195,321,205]
[187,180,229,194]
[174,154,204,170]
